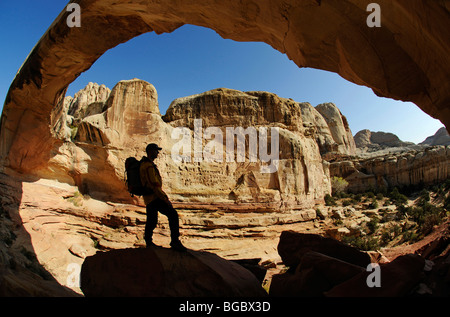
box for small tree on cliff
[331,176,349,196]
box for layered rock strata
[330,145,450,193]
[46,78,450,204]
[44,79,362,211]
[314,103,356,156]
[354,129,415,152]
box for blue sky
[0,1,445,144]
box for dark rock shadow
[79,246,268,297]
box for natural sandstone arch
[1,0,449,175]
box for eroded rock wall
[42,79,364,209]
[330,146,450,193]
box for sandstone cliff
[1,0,449,297]
[420,127,450,146]
[330,146,450,193]
[329,127,450,193]
[43,80,362,210]
[314,103,356,157]
[47,79,450,204]
[354,129,415,152]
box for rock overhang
[1,0,449,174]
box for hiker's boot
[145,240,158,248]
[170,239,187,252]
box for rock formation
[329,145,450,193]
[420,127,450,146]
[42,79,365,210]
[25,78,450,208]
[354,129,415,152]
[162,88,354,209]
[277,231,372,269]
[80,247,267,297]
[269,230,450,297]
[1,0,449,177]
[315,103,356,156]
[329,127,450,193]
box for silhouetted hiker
[140,143,187,252]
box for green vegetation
[324,194,337,206]
[331,176,349,195]
[65,191,84,207]
[329,180,450,252]
[68,123,79,141]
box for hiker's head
[146,143,162,159]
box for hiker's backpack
[125,157,148,196]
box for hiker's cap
[146,143,162,152]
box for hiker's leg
[145,202,158,244]
[157,199,180,242]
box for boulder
[277,231,371,268]
[80,247,267,297]
[269,251,365,296]
[325,254,426,297]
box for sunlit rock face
[1,0,449,176]
[329,145,450,193]
[43,79,361,209]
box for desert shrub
[342,199,352,207]
[399,201,445,237]
[444,179,450,190]
[379,224,402,247]
[418,189,431,204]
[420,213,442,236]
[353,193,363,202]
[366,191,375,199]
[411,202,441,224]
[392,224,402,237]
[66,191,84,207]
[331,177,348,195]
[396,204,411,217]
[324,194,336,206]
[342,235,380,251]
[389,187,408,206]
[366,218,379,233]
[368,199,379,209]
[401,229,420,244]
[380,229,392,247]
[444,195,450,211]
